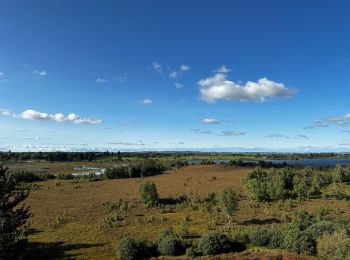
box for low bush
[115,236,146,260]
[317,231,350,260]
[157,235,183,256]
[139,182,159,206]
[185,247,195,257]
[198,232,231,255]
[248,225,284,248]
[283,228,315,255]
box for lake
[266,158,350,167]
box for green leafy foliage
[138,181,159,206]
[198,232,231,255]
[115,236,146,260]
[0,166,30,259]
[317,231,350,260]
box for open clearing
[24,165,340,259]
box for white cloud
[141,99,153,105]
[174,82,183,89]
[109,140,145,146]
[0,72,7,83]
[265,134,288,138]
[32,70,47,76]
[202,118,219,125]
[220,130,246,136]
[190,129,212,134]
[23,136,41,140]
[152,62,162,74]
[179,65,191,72]
[169,71,178,78]
[17,109,102,124]
[0,109,15,118]
[214,65,231,74]
[96,78,108,83]
[198,73,296,103]
[305,113,350,129]
[296,134,309,139]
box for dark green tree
[0,166,30,259]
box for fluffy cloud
[18,109,101,124]
[174,82,183,89]
[0,109,14,117]
[214,65,231,74]
[179,65,191,71]
[152,62,162,74]
[0,72,6,83]
[96,78,108,83]
[32,70,47,76]
[141,99,153,105]
[201,118,219,125]
[198,73,296,103]
[169,71,178,78]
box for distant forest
[0,151,350,162]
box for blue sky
[1,0,350,152]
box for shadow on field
[159,195,187,205]
[240,217,281,225]
[23,240,106,259]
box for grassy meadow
[3,154,350,259]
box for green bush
[198,232,231,255]
[248,227,270,246]
[154,227,174,245]
[157,235,183,256]
[317,231,350,260]
[115,236,146,260]
[305,221,338,241]
[185,247,195,257]
[283,228,315,255]
[248,225,284,248]
[138,182,159,206]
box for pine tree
[0,166,30,259]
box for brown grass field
[22,164,344,259]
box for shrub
[305,221,338,241]
[157,235,183,256]
[115,236,146,260]
[155,227,174,245]
[248,227,270,246]
[289,210,313,231]
[248,225,284,248]
[179,223,189,239]
[138,182,159,206]
[185,247,195,257]
[317,231,350,260]
[198,232,231,255]
[283,228,315,255]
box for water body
[188,158,350,167]
[266,158,350,167]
